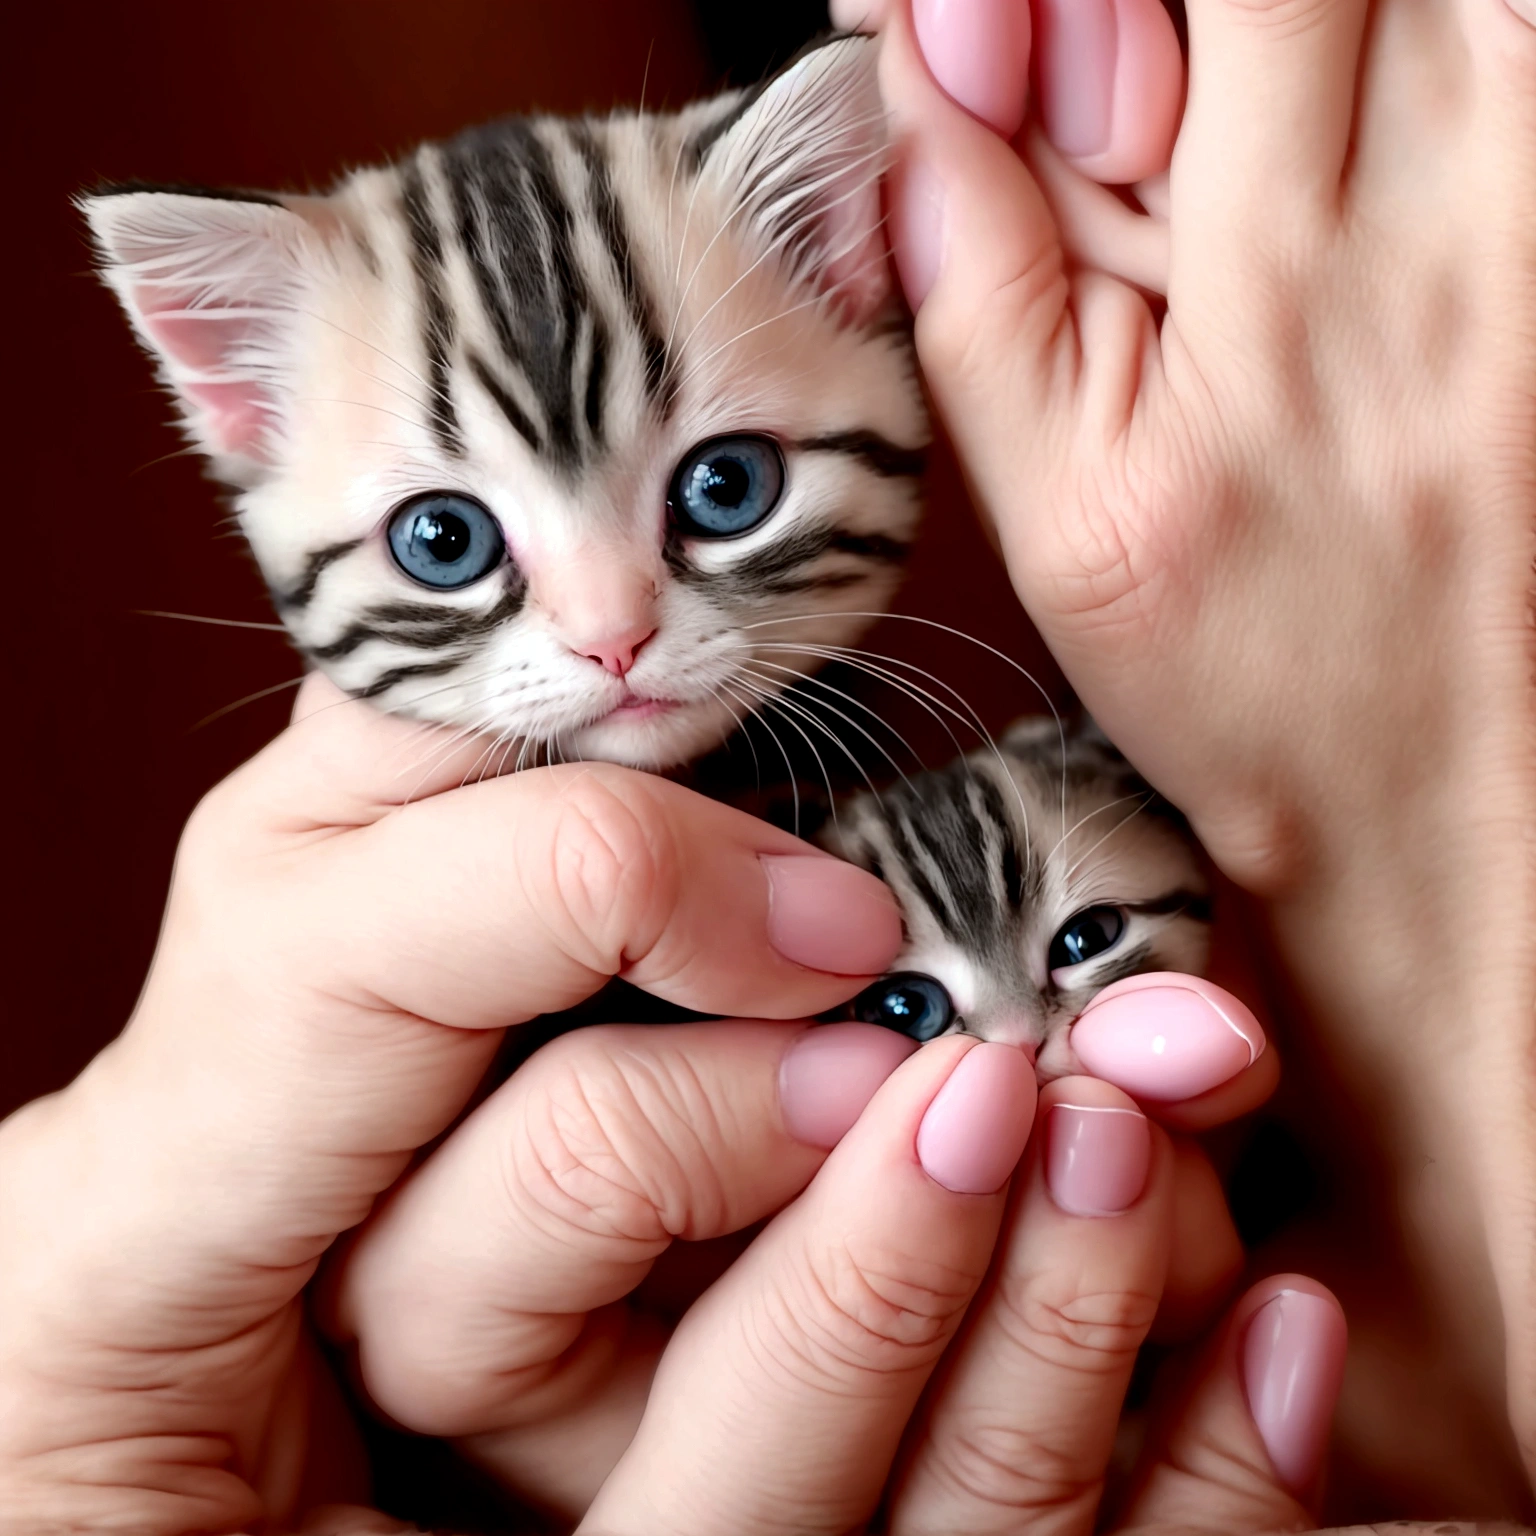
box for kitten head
[82,36,926,769]
[820,718,1211,1081]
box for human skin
[0,675,1302,1533]
[832,0,1536,1511]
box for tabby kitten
[84,37,926,769]
[822,718,1212,1081]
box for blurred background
[4,0,1061,1120]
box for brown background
[4,1,1059,1120]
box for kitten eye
[851,972,954,1042]
[387,493,504,589]
[1048,906,1126,971]
[669,434,786,538]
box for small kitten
[821,717,1211,1080]
[83,37,926,770]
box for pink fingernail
[1035,0,1117,158]
[912,0,1032,138]
[892,151,946,311]
[1242,1288,1348,1494]
[916,1042,1036,1194]
[761,855,903,975]
[1070,974,1264,1102]
[779,1024,919,1148]
[1045,1103,1149,1216]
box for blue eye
[1048,907,1126,970]
[387,493,504,589]
[669,434,786,538]
[852,973,954,1042]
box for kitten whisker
[1062,793,1159,887]
[136,610,288,633]
[191,674,306,731]
[721,679,798,835]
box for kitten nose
[576,623,656,678]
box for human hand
[833,0,1536,1509]
[0,674,1274,1532]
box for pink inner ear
[818,169,892,326]
[138,290,279,461]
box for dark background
[3,3,1059,1118]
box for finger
[1123,1275,1347,1524]
[831,0,891,28]
[582,1037,1038,1536]
[1154,1139,1244,1344]
[1175,0,1369,220]
[1069,973,1276,1128]
[1034,0,1184,184]
[889,1077,1167,1534]
[333,1021,915,1517]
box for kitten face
[83,38,926,769]
[821,718,1211,1081]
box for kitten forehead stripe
[469,352,543,453]
[444,119,586,468]
[799,431,927,479]
[571,123,677,419]
[398,160,462,457]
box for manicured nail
[916,1042,1036,1194]
[1242,1288,1348,1495]
[761,855,903,975]
[1045,1103,1149,1216]
[912,0,1032,137]
[1071,974,1264,1102]
[1036,0,1117,158]
[780,1024,919,1148]
[1505,0,1536,26]
[892,151,946,310]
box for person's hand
[0,676,1274,1533]
[834,0,1536,1510]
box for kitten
[821,717,1212,1080]
[83,36,926,770]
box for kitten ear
[80,187,323,480]
[702,35,892,324]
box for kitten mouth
[602,691,679,723]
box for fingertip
[911,0,1032,138]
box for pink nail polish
[916,1042,1036,1194]
[1035,0,1117,158]
[779,1024,918,1149]
[912,0,1032,138]
[1045,1103,1149,1216]
[1241,1288,1348,1494]
[891,151,946,311]
[1070,974,1264,1102]
[761,855,903,975]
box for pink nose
[577,625,656,677]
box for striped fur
[83,37,926,769]
[822,718,1212,1080]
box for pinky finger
[1124,1275,1348,1526]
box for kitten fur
[83,37,926,770]
[821,717,1212,1080]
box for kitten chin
[83,36,928,773]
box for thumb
[1123,1275,1348,1528]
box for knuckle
[539,770,677,972]
[929,1413,1098,1513]
[1217,0,1339,36]
[999,1276,1159,1375]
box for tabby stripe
[584,313,610,442]
[1122,890,1214,923]
[684,84,764,167]
[309,583,528,662]
[274,537,365,612]
[572,124,676,417]
[355,653,473,701]
[469,352,543,453]
[399,160,461,456]
[799,431,927,479]
[1082,943,1156,990]
[445,121,586,466]
[669,520,910,597]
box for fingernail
[1071,974,1264,1102]
[780,1024,919,1148]
[916,1042,1036,1194]
[1242,1288,1349,1494]
[1045,1103,1149,1216]
[892,151,946,310]
[1505,0,1536,26]
[761,854,903,975]
[912,0,1032,137]
[1036,0,1117,158]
